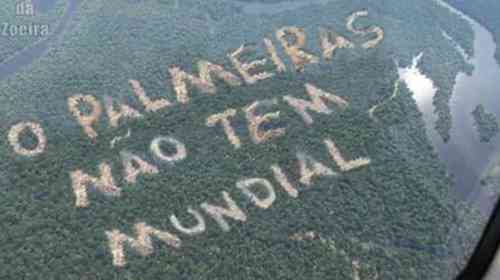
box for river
[2,0,498,213]
[236,0,500,205]
[1,0,499,275]
[0,0,77,79]
[234,0,500,263]
[400,0,500,212]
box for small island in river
[472,104,499,142]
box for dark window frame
[458,200,500,279]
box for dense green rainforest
[472,105,499,143]
[0,0,486,279]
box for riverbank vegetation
[446,0,500,65]
[480,155,500,197]
[472,104,499,142]
[0,0,483,279]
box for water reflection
[446,19,500,209]
[398,53,437,115]
[402,1,500,212]
[397,52,443,154]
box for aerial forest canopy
[472,104,499,143]
[0,0,485,279]
[446,0,500,65]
